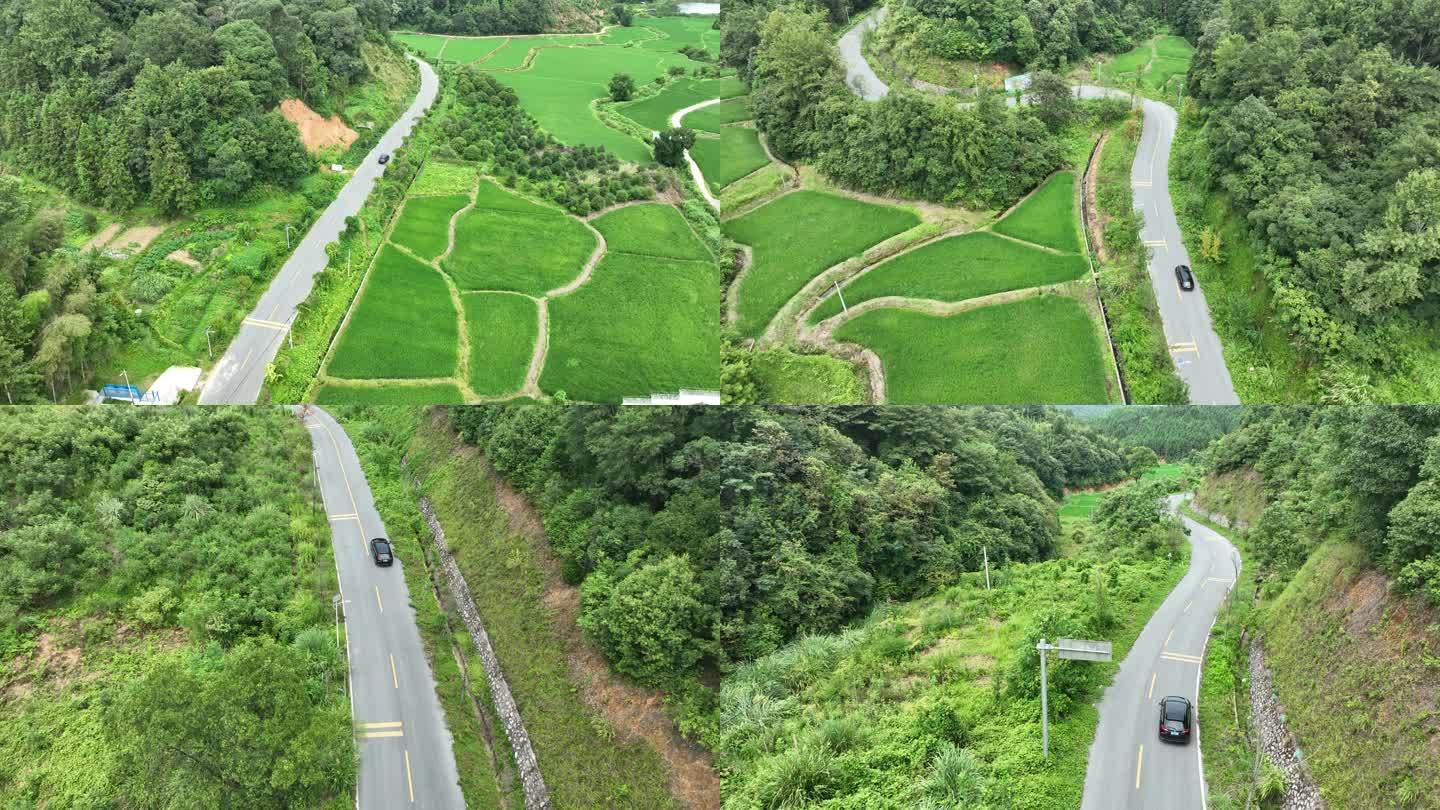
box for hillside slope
[1196,472,1440,809]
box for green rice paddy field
[321,175,718,402]
[810,230,1088,322]
[834,294,1111,404]
[327,245,459,379]
[399,18,721,164]
[314,382,466,405]
[725,190,921,337]
[992,171,1082,253]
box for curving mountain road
[200,57,440,404]
[834,10,1239,403]
[304,405,465,809]
[1080,494,1241,810]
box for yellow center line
[1165,628,1175,648]
[1162,651,1204,663]
[355,721,403,729]
[1136,744,1144,790]
[375,585,384,612]
[391,654,399,689]
[1148,672,1156,699]
[405,749,415,803]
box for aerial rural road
[304,405,465,809]
[199,57,440,404]
[837,13,1240,404]
[1080,494,1240,810]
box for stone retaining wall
[1249,637,1324,809]
[417,494,552,810]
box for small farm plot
[487,39,694,163]
[438,37,508,65]
[326,245,459,379]
[618,76,746,132]
[442,205,596,295]
[409,160,479,196]
[463,293,537,396]
[390,193,470,261]
[992,171,1083,253]
[681,96,753,132]
[395,32,447,59]
[810,231,1089,322]
[540,252,718,402]
[590,203,710,262]
[691,127,769,193]
[314,381,466,405]
[724,190,921,337]
[833,294,1111,403]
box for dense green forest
[882,0,1153,67]
[391,0,559,34]
[718,477,1189,807]
[1091,404,1240,458]
[720,3,1121,208]
[0,407,352,807]
[447,404,1135,741]
[1170,0,1440,397]
[0,0,391,215]
[1203,406,1440,603]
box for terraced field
[314,165,718,402]
[725,190,921,337]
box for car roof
[372,538,390,546]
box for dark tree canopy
[0,0,389,215]
[448,404,1135,683]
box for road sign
[1056,638,1113,662]
[1037,636,1112,758]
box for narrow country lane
[199,57,440,404]
[834,10,1240,404]
[673,98,722,210]
[1080,494,1241,810]
[304,405,465,809]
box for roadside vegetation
[1167,0,1440,402]
[0,24,417,402]
[1193,407,1440,806]
[0,408,353,807]
[719,473,1190,808]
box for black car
[378,153,391,165]
[370,537,394,567]
[1175,264,1195,291]
[1158,695,1193,743]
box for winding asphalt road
[305,405,465,809]
[199,57,440,404]
[1080,494,1241,810]
[835,11,1239,404]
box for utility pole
[983,546,991,590]
[205,328,214,360]
[832,281,848,313]
[286,224,293,249]
[122,370,135,405]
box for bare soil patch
[82,222,120,251]
[167,248,202,269]
[110,224,165,254]
[280,98,359,153]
